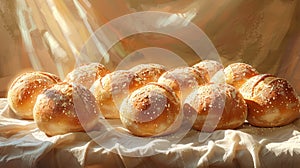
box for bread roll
[130,63,167,83]
[120,83,181,136]
[239,74,300,127]
[33,82,100,136]
[183,83,247,132]
[7,71,61,119]
[92,70,144,119]
[192,60,223,81]
[224,62,259,89]
[158,67,209,101]
[64,63,110,89]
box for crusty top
[7,71,61,119]
[64,63,110,88]
[158,67,209,99]
[224,62,259,89]
[120,83,181,136]
[192,60,223,80]
[239,74,300,127]
[130,63,167,84]
[33,82,100,136]
[183,83,247,131]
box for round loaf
[158,67,209,101]
[7,71,61,119]
[183,83,247,132]
[120,83,181,136]
[33,82,100,136]
[92,70,144,119]
[130,63,167,83]
[192,60,223,81]
[64,63,110,89]
[239,74,300,127]
[224,62,259,89]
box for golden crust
[93,70,145,119]
[192,60,223,80]
[130,63,167,83]
[33,82,100,136]
[158,67,209,101]
[7,71,61,119]
[224,63,259,89]
[239,74,300,127]
[64,63,110,89]
[183,83,247,132]
[120,83,181,136]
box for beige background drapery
[0,0,299,97]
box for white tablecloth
[1,98,300,168]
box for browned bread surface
[33,82,99,136]
[7,71,61,119]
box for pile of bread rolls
[7,63,108,136]
[7,60,300,137]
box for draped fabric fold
[1,98,300,167]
